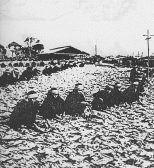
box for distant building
[114,55,126,65]
[38,46,90,60]
[140,56,154,67]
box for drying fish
[0,64,154,167]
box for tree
[32,44,44,53]
[0,44,6,55]
[22,47,29,56]
[8,42,22,58]
[24,37,40,57]
[0,44,6,59]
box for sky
[0,0,154,56]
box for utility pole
[95,39,97,56]
[143,30,154,80]
[141,52,143,58]
[95,45,97,56]
[138,51,140,58]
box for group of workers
[1,61,45,68]
[0,60,85,68]
[0,62,85,87]
[7,75,147,132]
[42,62,75,76]
[0,63,149,132]
[8,83,89,131]
[92,79,145,111]
[42,62,84,75]
[0,67,40,87]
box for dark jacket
[0,72,15,87]
[95,90,111,108]
[65,89,85,115]
[42,66,53,76]
[39,93,64,119]
[109,87,122,106]
[91,96,107,111]
[122,84,139,104]
[52,66,60,73]
[19,68,33,81]
[130,68,137,82]
[138,77,147,93]
[8,99,40,130]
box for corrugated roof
[49,46,89,55]
[49,46,70,53]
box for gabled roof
[49,46,89,55]
[50,46,70,52]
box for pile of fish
[0,65,154,167]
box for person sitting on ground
[19,62,24,67]
[65,83,90,116]
[79,62,84,67]
[110,82,122,107]
[63,62,69,70]
[132,81,141,103]
[130,67,137,82]
[11,68,21,83]
[92,85,113,109]
[0,69,14,87]
[8,91,48,132]
[138,77,145,94]
[39,88,65,120]
[42,65,50,76]
[121,81,140,105]
[19,67,33,81]
[137,74,150,94]
[32,67,41,76]
[40,61,45,67]
[91,92,107,111]
[52,64,60,73]
[103,85,114,108]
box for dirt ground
[0,65,154,168]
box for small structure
[112,55,126,66]
[38,46,90,60]
[140,56,154,67]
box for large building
[38,46,90,60]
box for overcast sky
[0,0,154,56]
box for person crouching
[39,88,65,120]
[8,91,41,131]
[64,83,90,116]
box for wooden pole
[148,36,150,80]
[143,30,154,81]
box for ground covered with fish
[1,65,154,168]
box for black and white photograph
[0,0,154,167]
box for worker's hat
[5,69,11,73]
[138,78,143,81]
[133,81,139,85]
[27,90,38,98]
[106,85,114,90]
[14,68,19,72]
[115,82,121,87]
